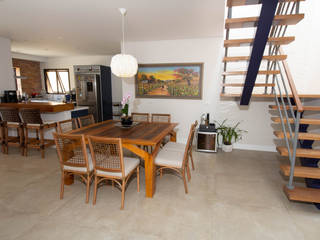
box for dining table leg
[123,143,160,198]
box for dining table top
[69,120,178,146]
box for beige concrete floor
[0,147,319,240]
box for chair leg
[137,166,140,192]
[4,126,8,154]
[187,162,191,182]
[160,168,163,178]
[121,180,125,210]
[24,127,28,156]
[19,127,24,156]
[60,172,65,199]
[85,175,90,203]
[190,152,195,170]
[93,175,98,205]
[40,128,45,158]
[182,172,188,194]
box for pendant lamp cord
[122,12,125,54]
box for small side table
[196,128,217,153]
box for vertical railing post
[287,111,301,190]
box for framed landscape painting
[135,63,203,99]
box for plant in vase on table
[216,119,247,152]
[121,94,133,126]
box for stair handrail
[279,47,303,112]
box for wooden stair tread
[277,146,320,159]
[274,131,320,141]
[224,37,295,47]
[227,0,305,7]
[220,93,320,99]
[222,70,280,76]
[223,83,274,87]
[280,165,320,179]
[283,185,320,203]
[225,14,304,29]
[269,105,320,111]
[271,117,320,125]
[223,55,287,62]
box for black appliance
[3,90,18,103]
[74,65,113,122]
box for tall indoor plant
[216,119,246,152]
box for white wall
[40,55,122,102]
[0,37,15,91]
[284,0,320,94]
[11,52,48,62]
[123,38,276,151]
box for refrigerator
[74,65,113,122]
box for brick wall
[12,58,42,95]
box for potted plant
[216,119,246,152]
[121,93,133,126]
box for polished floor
[0,147,319,240]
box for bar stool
[19,108,57,158]
[0,107,24,155]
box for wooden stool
[0,107,24,155]
[19,108,57,158]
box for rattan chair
[88,136,140,209]
[78,114,95,128]
[57,119,78,133]
[131,112,149,122]
[163,120,198,170]
[151,113,171,123]
[0,107,24,155]
[154,122,197,194]
[53,132,93,203]
[19,108,57,158]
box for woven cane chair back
[78,114,95,128]
[131,113,149,122]
[53,132,90,171]
[182,123,196,169]
[187,120,198,154]
[57,119,78,133]
[88,136,124,177]
[19,108,43,124]
[151,114,171,123]
[0,107,21,123]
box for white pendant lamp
[110,8,138,78]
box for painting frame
[135,62,203,99]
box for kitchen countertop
[0,101,74,113]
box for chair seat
[96,157,139,178]
[63,151,93,173]
[155,149,184,168]
[163,142,186,152]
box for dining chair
[131,112,149,122]
[57,118,78,133]
[88,136,140,209]
[78,114,95,128]
[20,108,57,158]
[53,132,93,203]
[151,113,171,123]
[163,120,198,170]
[0,107,24,155]
[0,116,5,153]
[154,122,196,194]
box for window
[14,67,22,94]
[44,69,70,94]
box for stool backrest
[0,107,21,123]
[19,108,43,124]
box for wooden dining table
[69,120,178,198]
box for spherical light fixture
[111,8,138,78]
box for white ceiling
[0,0,225,57]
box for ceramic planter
[222,143,233,152]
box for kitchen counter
[0,101,74,112]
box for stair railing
[272,47,303,190]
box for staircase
[222,0,320,206]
